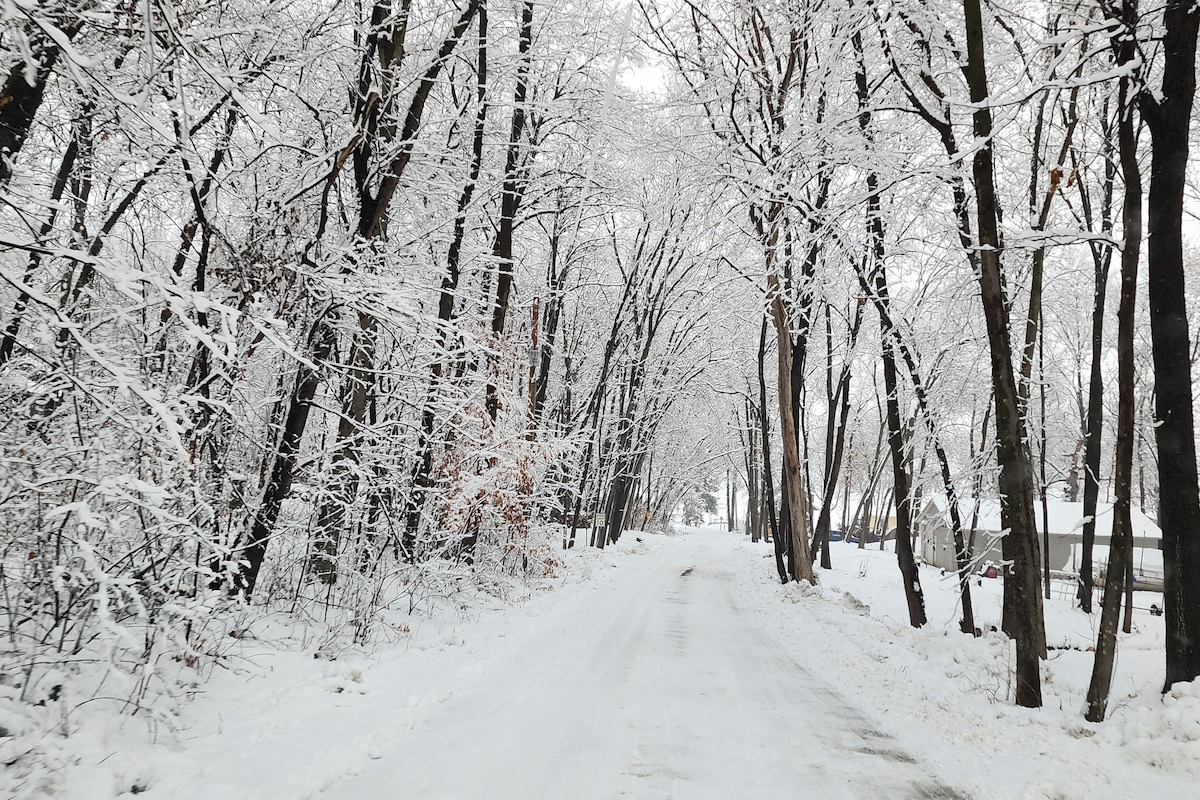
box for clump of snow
[323,663,369,695]
[0,686,66,799]
[1108,680,1200,773]
[837,588,871,615]
[781,579,823,603]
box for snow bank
[1108,680,1200,774]
[728,537,1195,799]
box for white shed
[916,497,1162,572]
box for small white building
[916,498,1162,573]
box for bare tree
[1136,0,1200,691]
[962,0,1044,707]
[1086,2,1140,720]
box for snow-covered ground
[743,536,1199,799]
[6,527,1197,799]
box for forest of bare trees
[3,0,1200,755]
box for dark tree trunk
[407,5,489,550]
[532,227,568,424]
[226,1,479,592]
[310,311,378,581]
[0,141,77,366]
[726,468,735,532]
[854,270,977,635]
[874,267,924,627]
[228,326,336,596]
[963,0,1044,707]
[760,216,813,583]
[744,396,763,542]
[0,3,86,184]
[567,270,639,550]
[853,28,925,626]
[1075,97,1117,614]
[1087,41,1140,720]
[487,0,535,421]
[812,297,861,569]
[1016,60,1080,604]
[313,0,480,575]
[759,318,788,584]
[1139,0,1200,692]
[872,1,988,636]
[1079,289,1107,611]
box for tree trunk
[310,310,378,581]
[0,3,86,185]
[487,0,535,420]
[1139,0,1200,692]
[963,0,1044,707]
[313,0,480,575]
[228,325,336,596]
[759,210,814,583]
[408,5,489,549]
[855,269,977,635]
[759,317,788,584]
[1079,286,1107,611]
[227,1,479,591]
[0,140,77,366]
[1086,47,1140,720]
[746,397,763,542]
[854,27,925,626]
[1076,96,1117,614]
[726,468,734,531]
[812,297,862,569]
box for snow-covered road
[319,530,966,799]
[65,527,1200,800]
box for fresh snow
[6,527,1198,799]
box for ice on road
[320,530,965,799]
